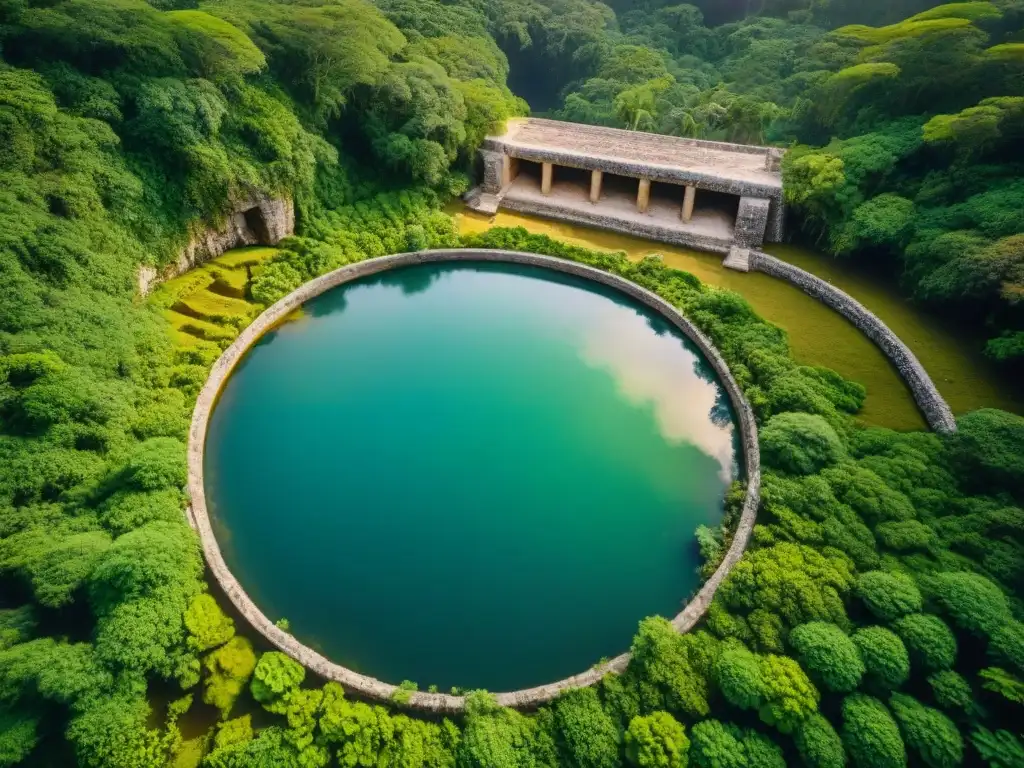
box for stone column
[681,185,696,222]
[589,170,603,204]
[541,162,553,195]
[637,178,651,213]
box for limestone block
[734,196,771,248]
[764,147,783,173]
[480,149,504,193]
[590,169,603,203]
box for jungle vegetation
[0,0,1022,766]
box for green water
[453,207,1024,430]
[205,262,739,691]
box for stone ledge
[187,249,761,713]
[748,251,957,434]
[499,196,733,255]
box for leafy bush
[789,622,865,693]
[854,627,911,691]
[854,571,923,622]
[892,614,957,671]
[760,413,845,475]
[841,694,907,768]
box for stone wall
[765,199,785,243]
[137,194,294,296]
[187,249,761,713]
[479,149,504,194]
[749,251,957,434]
[734,197,770,248]
[500,195,733,254]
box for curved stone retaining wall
[187,249,761,713]
[748,251,957,434]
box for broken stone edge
[186,249,762,714]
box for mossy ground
[150,247,281,354]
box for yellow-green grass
[150,246,280,352]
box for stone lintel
[495,145,782,202]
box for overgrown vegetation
[0,0,1022,766]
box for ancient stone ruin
[466,117,785,256]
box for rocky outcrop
[187,249,761,713]
[748,250,957,434]
[137,194,294,296]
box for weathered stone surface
[749,251,957,433]
[499,194,732,254]
[475,118,784,250]
[734,196,770,248]
[187,249,761,713]
[138,194,294,296]
[485,118,783,197]
[766,198,786,242]
[723,247,751,272]
[480,149,504,194]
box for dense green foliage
[0,0,1022,766]
[451,0,1024,369]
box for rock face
[137,194,294,295]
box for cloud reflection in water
[579,308,738,483]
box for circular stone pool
[203,260,740,692]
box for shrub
[946,409,1024,499]
[854,627,910,691]
[688,720,745,768]
[841,694,907,768]
[761,413,845,475]
[790,622,865,693]
[875,521,937,552]
[931,571,1011,636]
[553,687,620,768]
[892,614,957,671]
[624,712,689,768]
[794,713,846,768]
[854,571,923,622]
[889,693,963,768]
[757,654,819,733]
[250,651,304,705]
[927,671,972,712]
[714,642,763,710]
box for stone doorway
[244,206,271,244]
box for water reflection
[580,309,737,482]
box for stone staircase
[722,246,751,272]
